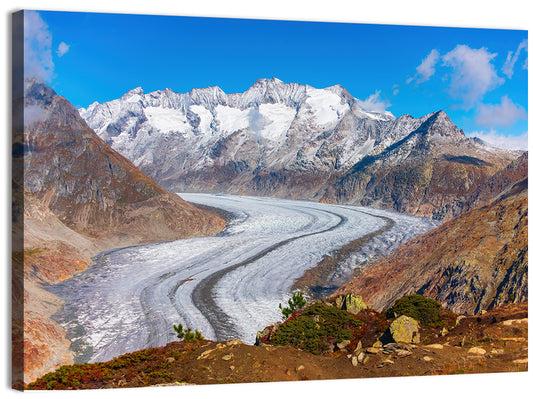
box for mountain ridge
[80,78,520,217]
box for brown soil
[26,302,527,390]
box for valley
[45,194,438,364]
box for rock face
[80,79,520,217]
[335,177,528,315]
[322,111,520,220]
[454,152,528,216]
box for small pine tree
[279,291,307,320]
[173,323,204,342]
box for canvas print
[12,9,528,390]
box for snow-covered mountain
[79,78,522,217]
[79,78,421,197]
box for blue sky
[24,10,528,149]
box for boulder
[335,293,368,314]
[388,315,420,344]
[255,327,271,346]
[424,344,444,350]
[467,347,487,356]
[336,340,351,350]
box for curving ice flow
[46,194,439,364]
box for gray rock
[467,347,487,356]
[337,339,351,350]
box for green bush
[384,294,444,327]
[270,302,362,355]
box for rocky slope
[321,111,521,220]
[335,176,528,315]
[23,79,225,246]
[454,151,528,215]
[12,189,95,387]
[16,79,226,385]
[80,79,520,218]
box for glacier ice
[46,194,438,363]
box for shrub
[279,291,307,320]
[384,294,445,327]
[270,302,362,355]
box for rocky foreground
[26,297,527,390]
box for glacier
[46,194,439,364]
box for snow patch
[257,103,296,141]
[305,87,349,125]
[189,105,213,133]
[215,105,250,134]
[144,106,191,135]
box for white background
[1,1,531,398]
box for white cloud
[359,90,391,113]
[407,49,440,84]
[502,39,528,79]
[392,84,399,96]
[466,130,528,151]
[24,10,54,81]
[442,45,504,109]
[24,104,49,125]
[475,96,527,127]
[57,41,70,57]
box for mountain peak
[188,85,228,107]
[252,77,285,87]
[121,87,145,102]
[324,84,355,103]
[236,77,306,108]
[416,110,465,141]
[189,85,225,96]
[24,78,56,106]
